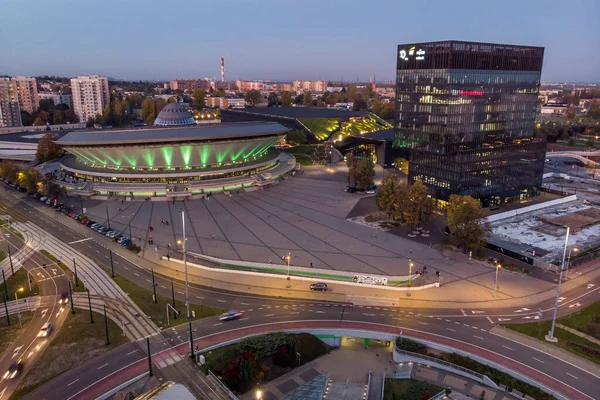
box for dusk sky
[1,0,598,83]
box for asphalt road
[0,188,599,399]
[0,225,69,400]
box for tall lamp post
[285,253,291,288]
[181,210,190,319]
[15,287,24,328]
[407,259,414,296]
[494,263,502,299]
[547,227,570,342]
[566,247,578,278]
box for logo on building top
[399,46,426,61]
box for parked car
[80,219,89,225]
[309,282,328,291]
[219,310,243,321]
[85,220,95,226]
[39,196,48,202]
[366,185,377,194]
[120,239,131,247]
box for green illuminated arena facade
[57,122,290,185]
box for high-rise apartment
[394,41,545,205]
[0,78,22,127]
[71,75,110,122]
[11,76,39,113]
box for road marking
[98,363,108,369]
[68,238,92,245]
[464,324,470,327]
[445,319,451,322]
[454,321,460,325]
[568,302,581,308]
[587,283,596,289]
[127,350,138,355]
[514,308,530,313]
[124,266,129,270]
[436,317,441,320]
[196,296,204,299]
[446,328,456,332]
[487,317,494,324]
[218,300,226,303]
[177,291,184,295]
[316,311,325,314]
[502,345,514,351]
[146,279,151,283]
[290,312,299,315]
[134,273,139,277]
[213,323,222,326]
[240,318,249,321]
[471,310,485,314]
[533,357,545,364]
[461,309,466,316]
[418,322,428,326]
[265,314,274,317]
[67,379,80,387]
[240,302,250,305]
[473,335,484,340]
[566,372,578,380]
[497,318,511,322]
[558,296,566,303]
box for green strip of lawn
[0,268,39,300]
[39,249,86,292]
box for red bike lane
[75,320,590,400]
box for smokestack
[221,56,225,82]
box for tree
[302,91,313,107]
[394,157,409,175]
[141,98,156,124]
[39,173,63,198]
[286,130,307,145]
[353,97,369,111]
[294,94,304,105]
[0,160,19,182]
[36,133,63,163]
[20,110,34,126]
[404,181,430,229]
[63,108,79,124]
[101,103,112,126]
[447,195,491,253]
[267,93,279,107]
[281,91,293,107]
[347,84,357,102]
[244,89,262,107]
[346,153,358,185]
[376,174,402,218]
[191,89,206,110]
[52,109,64,125]
[355,158,375,190]
[155,98,166,115]
[16,168,41,194]
[38,99,55,112]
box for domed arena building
[56,121,295,199]
[153,103,196,126]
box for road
[0,225,69,400]
[0,188,598,399]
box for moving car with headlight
[58,292,69,304]
[38,322,53,337]
[2,360,23,380]
[219,310,243,321]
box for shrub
[567,341,600,357]
[395,337,427,354]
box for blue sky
[1,0,598,82]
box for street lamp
[256,389,263,400]
[547,227,570,342]
[15,287,24,328]
[285,253,291,288]
[181,210,190,319]
[494,264,502,299]
[566,247,578,278]
[407,259,414,296]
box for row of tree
[21,99,79,127]
[0,160,62,198]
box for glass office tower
[394,41,545,205]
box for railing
[394,348,486,384]
[207,370,240,400]
[428,390,447,400]
[365,370,372,400]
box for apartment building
[169,79,209,92]
[206,97,246,109]
[70,75,110,122]
[292,80,327,93]
[39,92,72,108]
[0,78,22,127]
[12,76,39,113]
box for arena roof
[0,130,70,144]
[56,122,289,146]
[154,103,196,126]
[229,107,369,119]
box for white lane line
[445,319,451,322]
[127,350,138,355]
[418,322,428,326]
[454,322,460,325]
[240,302,250,305]
[196,296,204,299]
[566,372,578,380]
[134,273,139,277]
[213,323,222,326]
[473,335,484,340]
[68,238,92,245]
[436,317,442,320]
[446,328,456,332]
[177,291,184,295]
[146,279,151,283]
[464,324,470,327]
[98,363,108,369]
[291,312,299,315]
[67,379,80,387]
[240,317,249,321]
[218,300,226,303]
[265,314,275,317]
[502,345,514,351]
[124,266,129,270]
[533,357,545,364]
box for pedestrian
[167,243,171,249]
[310,262,313,267]
[268,259,272,264]
[161,218,164,225]
[118,207,121,212]
[166,254,170,261]
[121,199,124,204]
[166,220,169,226]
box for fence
[428,390,447,400]
[207,370,240,400]
[365,371,372,400]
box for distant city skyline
[0,0,598,83]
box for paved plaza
[62,165,556,301]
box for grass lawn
[0,312,34,357]
[383,379,443,400]
[112,275,224,329]
[0,268,39,301]
[293,155,312,166]
[298,118,339,140]
[503,303,600,364]
[9,310,129,400]
[0,250,5,262]
[38,249,86,292]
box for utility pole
[104,304,110,345]
[87,289,94,324]
[547,227,570,342]
[105,204,111,229]
[181,210,190,319]
[73,258,79,288]
[8,245,14,276]
[151,269,157,304]
[147,337,153,377]
[3,293,9,326]
[171,281,177,319]
[109,251,115,278]
[189,322,194,359]
[68,281,74,314]
[2,270,7,297]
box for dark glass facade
[394,41,546,203]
